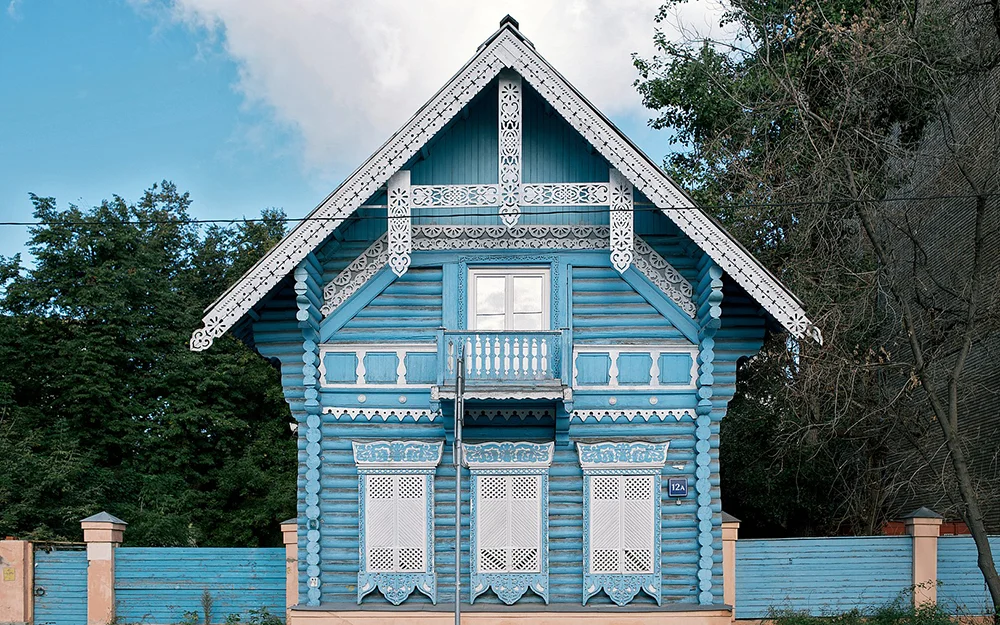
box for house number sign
[667,477,688,498]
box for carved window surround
[353,440,443,605]
[578,441,669,606]
[464,441,554,605]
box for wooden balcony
[435,330,569,400]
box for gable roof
[190,17,822,351]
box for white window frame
[588,474,656,575]
[363,473,429,573]
[467,266,551,331]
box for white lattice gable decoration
[190,18,821,352]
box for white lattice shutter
[590,476,621,573]
[365,474,427,573]
[476,475,541,573]
[622,476,654,574]
[589,475,654,574]
[508,475,541,572]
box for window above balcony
[468,267,550,331]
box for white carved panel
[364,473,428,573]
[520,183,610,206]
[475,474,541,573]
[609,169,634,273]
[498,71,522,227]
[411,184,499,207]
[387,170,412,277]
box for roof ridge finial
[500,14,519,30]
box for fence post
[81,513,126,625]
[722,511,740,619]
[0,538,33,625]
[903,507,943,608]
[281,518,298,612]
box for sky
[0,0,728,261]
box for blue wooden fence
[734,537,914,618]
[936,536,1000,614]
[33,546,88,625]
[114,547,286,624]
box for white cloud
[156,0,728,176]
[7,0,22,19]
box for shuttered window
[364,474,427,573]
[475,474,542,573]
[589,475,655,575]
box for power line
[0,191,994,228]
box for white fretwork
[570,409,692,422]
[387,171,412,277]
[632,236,696,317]
[319,226,696,317]
[498,71,522,227]
[609,169,634,273]
[411,184,498,207]
[191,21,820,351]
[321,235,390,316]
[323,407,439,422]
[520,183,609,206]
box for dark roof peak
[500,15,520,30]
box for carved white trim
[413,224,608,251]
[632,236,696,317]
[320,234,390,316]
[498,71,522,227]
[520,183,609,206]
[191,23,819,351]
[387,171,412,277]
[323,407,440,422]
[319,226,695,317]
[570,409,693,422]
[411,184,499,207]
[609,169,634,274]
[352,440,444,469]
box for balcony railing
[439,330,567,386]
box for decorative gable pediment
[190,17,821,352]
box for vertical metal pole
[454,357,465,625]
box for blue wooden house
[191,16,821,624]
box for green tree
[636,0,999,609]
[0,182,295,546]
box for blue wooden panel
[617,353,653,385]
[404,352,437,384]
[735,537,913,618]
[362,352,398,384]
[115,547,285,624]
[937,535,1000,614]
[33,547,88,625]
[575,353,610,385]
[323,352,357,384]
[659,353,693,385]
[571,266,684,342]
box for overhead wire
[0,191,995,228]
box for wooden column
[903,507,943,607]
[281,518,299,611]
[80,512,126,625]
[721,512,740,618]
[0,539,33,625]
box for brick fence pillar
[722,511,740,619]
[81,513,126,625]
[903,507,943,608]
[0,539,33,625]
[281,518,298,611]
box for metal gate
[33,545,88,625]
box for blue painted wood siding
[114,548,285,623]
[33,547,88,625]
[571,266,684,342]
[936,535,1000,614]
[734,537,913,617]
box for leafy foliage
[0,182,295,546]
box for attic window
[468,267,550,331]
